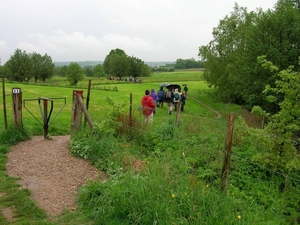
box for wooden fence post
[71,90,83,133]
[129,93,133,127]
[12,88,22,127]
[2,77,8,129]
[75,93,93,130]
[221,113,235,192]
[84,80,91,127]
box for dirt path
[192,97,222,118]
[5,135,103,217]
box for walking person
[157,87,165,108]
[165,88,174,114]
[183,85,188,95]
[173,88,180,112]
[141,90,156,123]
[149,89,159,114]
[180,91,187,112]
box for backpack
[166,91,172,99]
[158,91,165,100]
[174,92,179,101]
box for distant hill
[53,61,174,67]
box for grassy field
[1,71,297,224]
[1,71,241,136]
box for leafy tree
[199,0,300,113]
[141,64,151,77]
[240,0,300,110]
[0,65,3,78]
[174,58,186,69]
[66,63,85,85]
[199,4,253,103]
[103,48,152,78]
[55,65,68,77]
[128,56,144,78]
[31,52,54,82]
[93,64,105,77]
[109,54,130,78]
[84,66,94,77]
[39,54,55,82]
[103,48,127,75]
[174,58,201,69]
[4,49,33,82]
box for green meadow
[1,70,240,136]
[0,71,298,224]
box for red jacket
[141,95,156,115]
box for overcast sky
[0,0,278,64]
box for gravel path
[6,135,102,216]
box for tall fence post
[84,80,92,127]
[129,93,133,127]
[221,113,235,192]
[71,90,83,134]
[12,87,22,127]
[2,77,8,129]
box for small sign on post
[12,88,22,126]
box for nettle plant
[93,97,126,137]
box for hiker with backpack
[173,88,180,112]
[149,89,159,113]
[183,85,188,95]
[141,89,156,122]
[165,88,174,114]
[157,87,165,108]
[180,91,187,112]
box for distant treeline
[53,61,175,68]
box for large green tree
[199,0,300,113]
[140,64,151,77]
[4,49,33,82]
[240,0,300,112]
[93,64,105,77]
[31,52,55,82]
[103,48,127,76]
[109,54,130,78]
[66,63,85,85]
[199,4,253,103]
[128,56,144,78]
[103,49,149,78]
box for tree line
[151,58,204,72]
[0,48,152,84]
[199,0,300,115]
[2,49,55,83]
[0,47,205,84]
[199,0,300,172]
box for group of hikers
[141,85,188,123]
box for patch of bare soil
[6,135,103,217]
[2,207,15,222]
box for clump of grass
[0,125,31,146]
